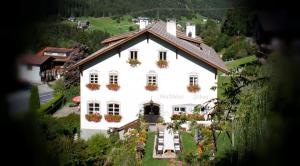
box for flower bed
[106,83,120,91]
[145,84,158,91]
[127,59,141,67]
[86,83,100,90]
[187,84,200,93]
[85,113,102,122]
[171,114,205,121]
[156,60,168,68]
[104,114,122,122]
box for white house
[69,20,228,139]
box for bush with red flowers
[104,114,122,122]
[187,84,200,93]
[106,83,120,91]
[86,83,100,90]
[145,84,158,91]
[156,60,168,68]
[85,113,102,122]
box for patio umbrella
[72,96,80,103]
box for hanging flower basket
[187,84,200,93]
[145,84,158,91]
[127,59,141,67]
[156,60,168,68]
[85,113,102,122]
[106,83,120,91]
[86,83,100,90]
[104,114,122,122]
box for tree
[29,85,40,112]
[63,44,90,88]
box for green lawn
[64,16,138,35]
[142,132,168,166]
[181,132,198,154]
[225,55,257,69]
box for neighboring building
[36,47,74,81]
[17,54,53,83]
[69,20,228,139]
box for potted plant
[104,114,122,122]
[106,83,120,91]
[187,84,200,93]
[127,58,141,67]
[156,60,168,68]
[145,84,158,91]
[85,113,102,122]
[86,83,100,90]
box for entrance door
[144,102,160,123]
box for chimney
[139,17,149,30]
[186,22,196,38]
[166,19,176,36]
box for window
[159,51,167,61]
[189,75,198,86]
[109,73,118,84]
[88,102,100,114]
[147,75,157,85]
[130,51,138,60]
[89,73,98,83]
[108,103,120,115]
[173,107,186,114]
[27,65,32,70]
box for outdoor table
[163,128,175,153]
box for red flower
[106,83,120,91]
[85,113,102,122]
[187,84,200,93]
[156,60,168,68]
[104,114,122,122]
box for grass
[225,55,257,69]
[142,132,168,166]
[181,132,198,154]
[64,16,138,35]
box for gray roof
[69,21,228,72]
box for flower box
[156,60,168,68]
[187,84,200,93]
[104,114,122,122]
[86,83,100,90]
[106,83,120,91]
[145,84,158,91]
[171,114,205,121]
[85,113,102,122]
[127,59,141,67]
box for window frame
[189,74,198,86]
[107,103,120,115]
[87,102,100,114]
[146,73,157,86]
[159,51,167,61]
[130,50,138,60]
[89,72,98,84]
[109,72,118,84]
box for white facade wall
[18,64,41,83]
[80,35,217,137]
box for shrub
[57,113,80,135]
[29,85,40,112]
[85,134,112,165]
[38,94,64,113]
[64,85,80,102]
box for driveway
[52,105,80,118]
[38,84,54,104]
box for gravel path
[53,105,80,118]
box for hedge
[29,85,40,112]
[38,94,64,113]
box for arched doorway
[143,101,160,123]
